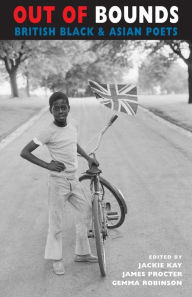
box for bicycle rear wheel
[92,194,106,277]
[79,175,126,229]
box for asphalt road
[0,98,192,297]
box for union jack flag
[89,80,138,116]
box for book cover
[0,1,191,297]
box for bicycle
[79,115,127,276]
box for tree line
[0,40,191,103]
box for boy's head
[49,91,69,109]
[49,92,70,125]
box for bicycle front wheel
[79,175,126,229]
[92,194,106,277]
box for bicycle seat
[86,166,102,175]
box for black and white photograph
[0,39,192,297]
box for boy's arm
[77,143,99,168]
[20,140,65,172]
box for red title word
[13,6,87,24]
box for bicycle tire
[92,194,106,277]
[79,175,126,229]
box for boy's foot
[53,260,65,275]
[74,254,98,263]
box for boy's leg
[45,176,70,260]
[68,179,92,256]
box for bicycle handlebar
[77,114,119,157]
[109,114,118,125]
[89,114,118,155]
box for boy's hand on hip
[47,160,65,172]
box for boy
[20,91,99,275]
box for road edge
[140,105,192,139]
[0,106,48,151]
[1,103,192,152]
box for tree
[88,40,135,68]
[41,73,66,93]
[0,40,131,98]
[30,40,96,95]
[0,60,7,83]
[163,63,188,94]
[144,41,191,101]
[38,41,126,95]
[165,41,192,103]
[0,40,87,97]
[139,55,187,95]
[139,53,172,94]
[0,41,34,97]
[62,55,129,96]
[96,40,192,103]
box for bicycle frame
[89,171,108,239]
[80,114,126,276]
[87,169,107,276]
